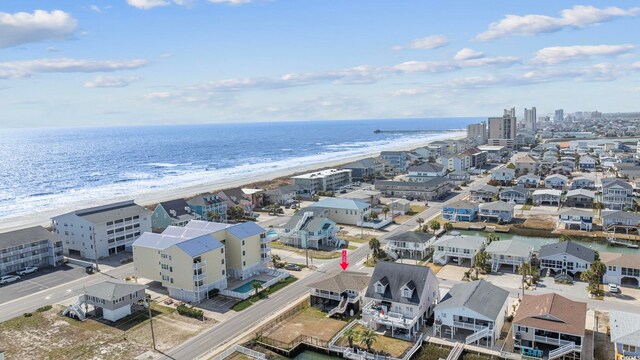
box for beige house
[514,155,538,174]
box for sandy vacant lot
[262,306,346,344]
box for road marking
[45,295,52,300]
[25,279,51,289]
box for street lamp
[144,295,156,350]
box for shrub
[506,315,514,322]
[176,304,204,319]
[36,305,52,313]
[23,312,33,317]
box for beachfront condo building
[488,109,517,150]
[51,200,152,260]
[292,168,352,196]
[0,226,64,276]
[467,122,487,145]
[133,220,269,302]
[380,151,409,173]
[187,192,228,222]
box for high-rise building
[488,110,517,149]
[467,122,487,145]
[554,109,564,122]
[524,107,537,133]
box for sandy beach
[0,131,465,232]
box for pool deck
[227,273,277,293]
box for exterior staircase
[445,342,464,360]
[465,326,491,345]
[63,295,86,321]
[548,342,577,359]
[385,246,399,260]
[327,296,349,317]
[295,212,314,231]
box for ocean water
[0,118,478,220]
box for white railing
[311,291,343,301]
[220,270,289,300]
[465,327,491,344]
[534,335,580,350]
[211,345,266,360]
[446,342,464,360]
[193,262,205,269]
[328,296,348,317]
[454,321,491,332]
[548,342,578,359]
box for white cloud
[454,48,484,61]
[84,75,140,88]
[531,44,636,65]
[0,58,149,79]
[0,10,77,49]
[208,0,254,4]
[393,35,449,50]
[477,5,640,41]
[127,0,171,9]
[391,89,424,97]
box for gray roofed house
[264,184,300,205]
[308,271,372,315]
[610,311,640,358]
[364,261,436,305]
[470,184,499,202]
[485,240,533,272]
[375,177,452,200]
[601,210,640,228]
[433,280,509,347]
[151,198,199,231]
[225,221,265,240]
[539,241,595,262]
[432,234,485,266]
[279,208,340,249]
[65,280,148,322]
[341,157,384,181]
[83,279,148,302]
[539,241,595,275]
[308,271,371,294]
[387,231,434,260]
[74,200,149,224]
[387,231,434,244]
[0,225,60,249]
[499,186,530,204]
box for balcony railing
[193,273,206,281]
[534,335,581,351]
[193,262,205,269]
[454,320,492,332]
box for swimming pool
[232,280,266,293]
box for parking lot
[0,263,88,304]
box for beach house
[485,240,533,272]
[578,155,596,170]
[263,185,299,205]
[442,200,478,222]
[609,311,640,359]
[291,169,352,196]
[218,188,256,216]
[470,185,499,203]
[490,168,516,184]
[433,280,509,347]
[311,198,372,226]
[52,200,152,260]
[386,231,433,260]
[564,189,595,208]
[307,272,371,316]
[431,234,485,267]
[499,186,529,204]
[601,253,640,288]
[380,151,409,173]
[341,157,384,181]
[278,208,340,249]
[478,201,515,223]
[544,174,568,189]
[374,178,452,201]
[512,293,586,360]
[407,163,446,181]
[601,210,640,230]
[0,226,65,276]
[187,193,228,222]
[63,280,147,322]
[569,176,596,190]
[557,209,594,231]
[151,199,199,232]
[532,189,562,206]
[514,155,538,174]
[539,242,595,276]
[362,261,439,339]
[516,174,540,188]
[601,178,634,210]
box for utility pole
[521,259,525,299]
[92,228,99,272]
[145,296,156,350]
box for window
[221,259,224,265]
[622,344,636,353]
[243,261,246,266]
[242,250,246,256]
[375,283,385,294]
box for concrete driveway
[436,264,470,282]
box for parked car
[284,263,302,271]
[339,189,347,194]
[16,266,38,276]
[608,283,620,293]
[0,275,21,284]
[86,266,95,274]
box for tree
[271,254,281,269]
[486,233,498,244]
[443,222,453,233]
[344,327,358,348]
[368,211,379,221]
[474,250,491,274]
[429,219,441,233]
[251,281,263,296]
[359,327,378,352]
[382,206,390,220]
[559,234,571,242]
[416,217,425,228]
[580,260,606,295]
[368,238,382,260]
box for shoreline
[0,132,465,232]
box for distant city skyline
[1,1,640,128]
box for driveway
[436,264,469,282]
[0,263,88,305]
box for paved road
[163,170,498,359]
[0,263,134,322]
[0,263,88,304]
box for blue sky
[1,0,639,128]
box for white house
[431,234,485,267]
[386,231,433,260]
[569,176,596,190]
[499,186,529,204]
[610,311,640,359]
[516,175,540,188]
[491,168,516,183]
[485,240,533,273]
[407,163,446,181]
[601,178,634,210]
[601,252,640,288]
[478,201,515,223]
[601,210,640,231]
[312,198,371,226]
[532,189,562,206]
[278,208,340,249]
[544,174,568,189]
[539,241,595,276]
[362,261,439,339]
[433,280,509,348]
[557,208,595,231]
[578,155,596,170]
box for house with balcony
[512,293,586,360]
[0,226,64,276]
[386,231,433,260]
[341,157,384,181]
[307,271,371,316]
[569,176,596,190]
[556,160,575,171]
[601,178,634,210]
[442,200,478,222]
[448,170,470,185]
[578,155,596,170]
[431,234,485,267]
[499,186,529,204]
[609,311,640,360]
[549,166,572,177]
[478,201,515,223]
[263,185,299,205]
[601,210,640,231]
[151,199,199,232]
[339,189,381,206]
[470,185,499,203]
[407,163,446,182]
[514,155,538,174]
[218,188,256,215]
[278,208,340,249]
[374,178,452,201]
[63,280,147,322]
[311,198,371,226]
[544,174,568,189]
[601,253,640,288]
[532,189,562,206]
[362,261,439,339]
[380,151,409,173]
[564,189,595,209]
[52,200,152,260]
[187,193,228,222]
[558,209,594,232]
[438,154,468,172]
[539,241,595,276]
[517,174,540,188]
[433,280,509,348]
[491,168,516,184]
[485,240,533,273]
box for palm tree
[271,254,281,269]
[559,234,571,242]
[486,233,498,244]
[369,211,379,221]
[382,206,390,220]
[344,327,358,348]
[368,238,382,260]
[429,219,441,233]
[416,217,425,231]
[443,222,453,233]
[359,327,377,352]
[251,281,263,296]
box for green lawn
[232,276,298,311]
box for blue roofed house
[151,199,200,232]
[442,200,478,222]
[187,193,228,222]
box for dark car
[86,266,94,274]
[284,263,302,271]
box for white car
[0,275,21,285]
[16,267,38,276]
[608,283,620,293]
